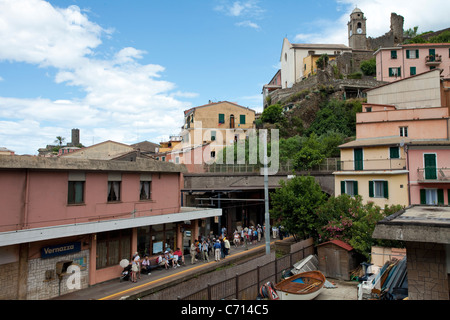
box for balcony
[425,54,442,66]
[337,158,406,171]
[417,167,450,182]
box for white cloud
[215,0,264,30]
[0,0,193,155]
[235,20,260,30]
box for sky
[0,0,449,155]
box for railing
[180,242,314,300]
[337,158,406,171]
[204,158,340,173]
[417,167,450,182]
[425,54,442,65]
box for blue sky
[1,0,449,155]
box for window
[140,181,151,200]
[406,49,419,59]
[96,229,131,269]
[68,181,84,204]
[107,181,121,202]
[410,66,416,76]
[399,126,408,137]
[68,172,85,205]
[218,113,225,124]
[390,147,400,159]
[107,173,121,202]
[369,180,389,198]
[210,151,216,158]
[211,130,216,141]
[365,107,372,112]
[389,67,401,77]
[240,114,246,125]
[391,50,397,59]
[341,180,358,196]
[420,189,443,205]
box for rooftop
[373,205,450,244]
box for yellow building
[303,54,337,78]
[180,101,256,162]
[334,137,410,207]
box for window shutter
[389,68,393,77]
[240,114,246,124]
[420,189,426,204]
[390,147,399,159]
[416,49,419,58]
[398,67,401,77]
[219,113,225,124]
[406,50,410,59]
[353,181,358,196]
[369,181,374,197]
[438,189,444,204]
[383,181,389,199]
[341,181,346,195]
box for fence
[180,241,314,300]
[204,158,339,174]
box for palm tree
[54,136,66,147]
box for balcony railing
[337,158,406,171]
[425,54,442,66]
[204,158,340,173]
[417,167,450,182]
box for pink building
[375,43,450,82]
[407,141,450,205]
[0,155,220,299]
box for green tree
[360,58,376,76]
[315,194,403,259]
[316,54,329,70]
[261,104,283,124]
[293,133,325,170]
[270,175,327,241]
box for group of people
[127,248,185,283]
[233,224,264,248]
[189,235,231,263]
[155,248,184,270]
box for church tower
[348,7,367,50]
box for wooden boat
[274,270,326,300]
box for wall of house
[0,170,181,231]
[335,173,409,207]
[339,146,406,171]
[375,46,450,83]
[408,147,450,205]
[368,69,442,108]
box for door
[354,148,363,170]
[323,248,342,279]
[429,48,436,61]
[230,114,235,128]
[424,154,437,180]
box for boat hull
[277,287,324,300]
[274,270,326,300]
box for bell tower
[348,7,367,50]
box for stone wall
[0,262,20,299]
[26,250,90,300]
[406,242,449,300]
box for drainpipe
[405,144,411,206]
[23,169,30,229]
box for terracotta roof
[318,239,354,251]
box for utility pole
[262,130,270,255]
